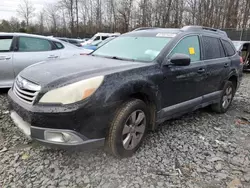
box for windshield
[93,36,172,62]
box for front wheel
[105,99,149,158]
[211,81,235,113]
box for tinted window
[60,39,68,42]
[68,39,78,44]
[18,37,52,52]
[102,36,109,40]
[222,40,235,56]
[170,36,200,62]
[54,42,64,49]
[0,36,13,52]
[94,36,100,41]
[202,36,225,60]
[93,36,172,62]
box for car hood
[19,55,148,87]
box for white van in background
[81,32,120,46]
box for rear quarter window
[222,40,236,56]
[202,36,225,60]
[54,42,64,49]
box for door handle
[48,55,59,59]
[0,56,11,60]
[224,63,229,68]
[197,68,205,74]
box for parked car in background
[81,32,120,46]
[57,37,84,47]
[232,40,250,70]
[8,26,243,158]
[82,37,116,52]
[0,32,90,88]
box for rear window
[222,40,236,56]
[0,36,13,52]
[202,36,225,60]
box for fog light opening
[44,131,82,144]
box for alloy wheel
[222,86,233,109]
[122,110,146,150]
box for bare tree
[17,0,35,27]
[1,0,249,37]
[45,4,60,35]
[37,11,45,34]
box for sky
[0,0,58,20]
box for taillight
[240,57,243,64]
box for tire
[105,99,149,158]
[211,81,235,113]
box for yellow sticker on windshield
[189,47,195,55]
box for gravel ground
[0,74,250,188]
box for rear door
[201,36,230,96]
[0,36,15,87]
[12,36,61,77]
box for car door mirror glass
[167,53,191,66]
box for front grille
[13,76,41,104]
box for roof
[130,26,228,38]
[125,28,181,37]
[0,32,61,42]
[93,32,121,36]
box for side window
[18,37,52,52]
[93,36,100,41]
[222,40,236,56]
[54,42,64,49]
[202,36,225,60]
[0,36,13,52]
[68,40,77,44]
[170,36,200,62]
[102,36,109,40]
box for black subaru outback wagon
[8,26,243,158]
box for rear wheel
[211,81,235,113]
[106,99,149,158]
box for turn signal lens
[83,88,96,99]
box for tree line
[0,0,250,38]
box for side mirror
[165,53,191,66]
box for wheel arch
[104,80,161,131]
[228,75,238,90]
[220,70,238,91]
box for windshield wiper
[92,54,135,62]
[109,56,135,62]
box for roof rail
[181,26,228,37]
[132,27,160,31]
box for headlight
[39,76,104,104]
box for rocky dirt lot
[0,74,250,188]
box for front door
[12,36,60,78]
[0,36,14,88]
[160,35,206,114]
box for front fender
[102,75,161,110]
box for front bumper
[10,111,105,149]
[8,89,120,149]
